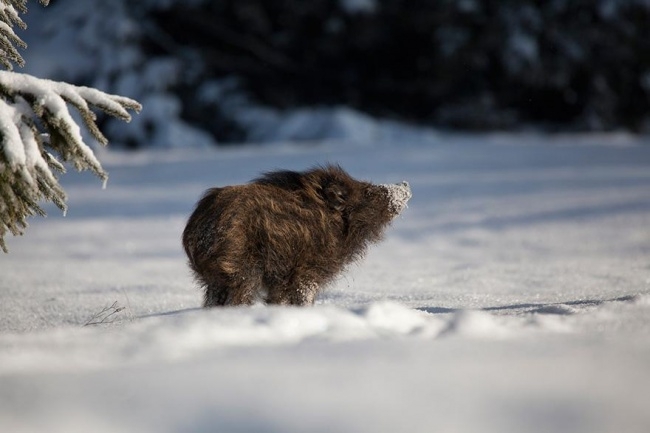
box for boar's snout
[398,181,411,197]
[379,181,412,216]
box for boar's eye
[364,185,379,197]
[324,183,347,212]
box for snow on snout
[380,181,412,216]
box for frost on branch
[0,71,141,252]
[0,1,51,69]
[0,0,141,252]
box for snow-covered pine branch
[0,1,50,70]
[0,71,141,252]
[0,0,141,252]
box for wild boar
[182,164,411,306]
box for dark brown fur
[182,164,410,307]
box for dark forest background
[29,0,650,146]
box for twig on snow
[83,301,126,326]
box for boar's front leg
[266,280,319,306]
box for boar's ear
[323,182,347,212]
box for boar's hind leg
[226,273,265,306]
[204,284,229,307]
[203,273,261,307]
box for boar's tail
[182,187,225,266]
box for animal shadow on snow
[137,294,640,320]
[417,294,639,316]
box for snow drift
[1,133,650,433]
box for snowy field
[1,132,650,433]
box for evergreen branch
[0,3,26,30]
[5,1,27,15]
[0,0,51,71]
[0,0,31,70]
[0,20,26,70]
[0,96,67,252]
[75,87,141,123]
[0,70,141,251]
[0,20,26,49]
[0,1,141,251]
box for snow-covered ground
[2,132,650,433]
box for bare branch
[83,301,126,326]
